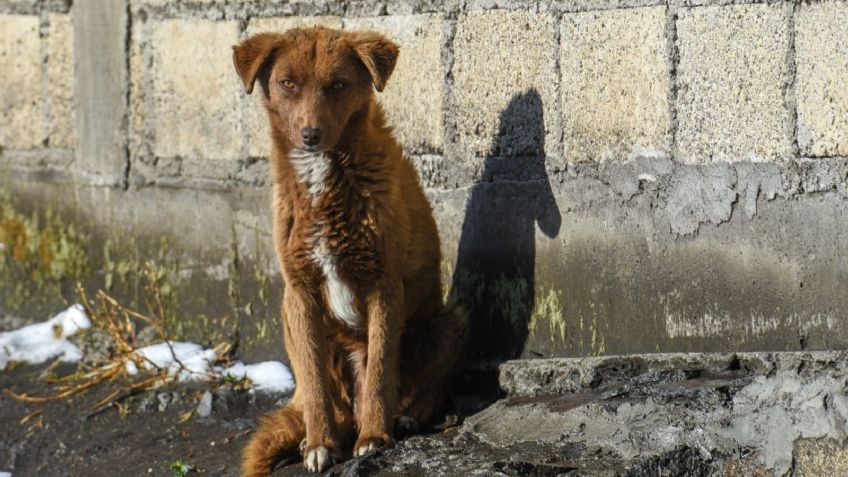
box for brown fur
[232,27,467,476]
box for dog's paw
[394,415,419,439]
[354,435,393,457]
[303,445,337,473]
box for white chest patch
[294,150,361,328]
[289,150,331,199]
[312,237,362,328]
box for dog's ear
[233,33,283,95]
[351,32,399,93]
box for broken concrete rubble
[319,351,848,477]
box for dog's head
[233,27,398,153]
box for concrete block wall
[0,3,74,162]
[2,0,848,360]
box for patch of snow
[126,341,294,394]
[1,305,294,394]
[223,361,295,393]
[127,342,217,381]
[0,305,90,370]
[196,391,213,417]
[0,471,12,477]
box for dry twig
[3,263,233,414]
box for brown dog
[232,27,467,476]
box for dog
[232,27,468,476]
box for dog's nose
[301,128,322,147]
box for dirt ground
[0,362,278,476]
[5,351,848,477]
[0,361,590,477]
[0,363,492,477]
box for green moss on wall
[225,225,281,351]
[529,286,566,343]
[0,197,282,360]
[0,196,89,311]
[102,233,183,338]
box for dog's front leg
[354,280,404,456]
[283,285,340,472]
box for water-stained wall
[1,0,847,361]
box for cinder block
[150,19,242,159]
[561,6,670,163]
[0,14,43,150]
[676,3,791,163]
[138,0,267,4]
[452,10,559,158]
[245,16,344,38]
[243,16,343,158]
[47,13,75,149]
[796,2,848,157]
[344,14,445,154]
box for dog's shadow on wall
[449,89,561,366]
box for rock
[156,392,172,412]
[212,389,231,414]
[136,393,157,413]
[196,391,212,418]
[324,351,848,476]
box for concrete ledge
[303,351,848,476]
[496,350,846,396]
[459,351,848,476]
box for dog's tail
[241,403,305,477]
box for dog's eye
[280,79,295,90]
[331,82,345,92]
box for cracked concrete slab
[317,352,848,477]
